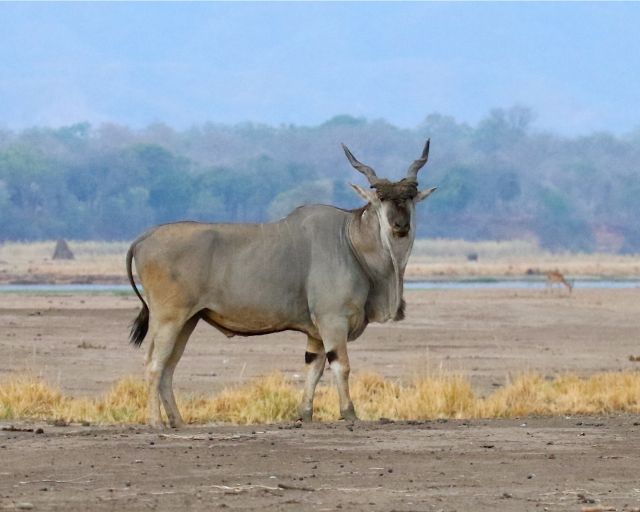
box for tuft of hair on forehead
[372,178,419,201]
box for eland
[126,141,437,427]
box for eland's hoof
[340,405,358,422]
[298,409,313,422]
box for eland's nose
[393,221,410,237]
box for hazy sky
[1,2,639,135]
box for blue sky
[1,2,639,134]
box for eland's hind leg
[159,316,198,428]
[298,335,326,422]
[146,313,189,428]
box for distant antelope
[546,271,573,293]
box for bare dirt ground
[2,416,640,512]
[1,288,640,511]
[1,289,639,395]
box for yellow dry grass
[2,371,640,425]
[1,239,639,284]
[408,238,640,279]
[0,240,128,282]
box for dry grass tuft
[0,375,68,420]
[2,371,640,425]
[182,373,299,424]
[483,373,640,417]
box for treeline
[1,107,639,252]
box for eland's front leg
[299,335,326,422]
[317,317,358,421]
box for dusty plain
[2,239,640,284]
[1,288,640,511]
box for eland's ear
[415,187,437,202]
[350,183,379,204]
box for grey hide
[126,141,437,428]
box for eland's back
[130,205,367,339]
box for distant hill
[1,107,639,252]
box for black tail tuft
[129,303,149,347]
[394,298,406,322]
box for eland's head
[342,140,437,240]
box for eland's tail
[126,243,149,347]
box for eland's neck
[348,206,414,322]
